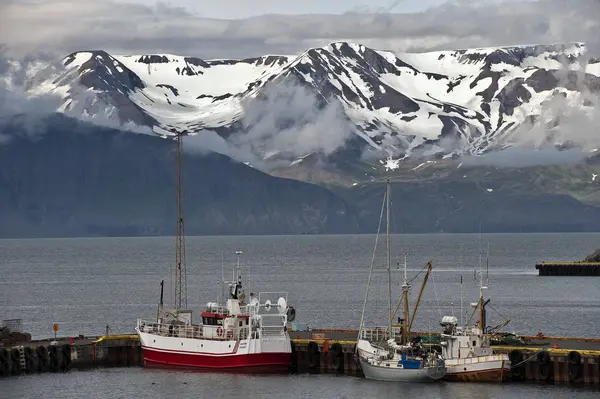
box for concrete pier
[535,262,600,276]
[2,330,600,386]
[0,335,140,377]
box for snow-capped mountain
[8,42,600,164]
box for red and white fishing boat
[135,129,295,372]
[135,259,295,371]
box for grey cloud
[184,78,354,168]
[0,48,153,143]
[461,148,591,167]
[2,0,600,167]
[0,0,599,59]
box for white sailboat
[439,254,511,382]
[355,179,446,382]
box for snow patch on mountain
[5,42,600,167]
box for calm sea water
[2,233,600,398]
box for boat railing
[360,325,403,342]
[206,304,253,317]
[137,319,203,340]
[452,354,508,364]
[259,314,288,337]
[138,319,257,341]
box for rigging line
[390,194,399,235]
[407,262,429,285]
[430,267,443,321]
[487,303,510,323]
[390,261,428,321]
[357,188,387,346]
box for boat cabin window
[202,317,222,325]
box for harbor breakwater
[2,329,600,386]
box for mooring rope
[511,351,540,368]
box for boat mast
[478,267,485,332]
[402,253,409,344]
[174,130,188,310]
[386,179,393,339]
[356,186,387,349]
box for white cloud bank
[0,0,598,59]
[1,0,600,168]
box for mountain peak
[13,41,600,166]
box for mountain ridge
[9,41,598,172]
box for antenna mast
[386,179,393,340]
[174,130,188,310]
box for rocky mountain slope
[0,115,360,237]
[9,42,600,168]
[3,42,600,236]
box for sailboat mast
[174,131,188,310]
[386,179,393,338]
[479,268,484,332]
[402,255,409,344]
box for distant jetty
[536,248,600,276]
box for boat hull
[358,357,446,382]
[137,329,291,373]
[141,346,290,372]
[444,359,510,382]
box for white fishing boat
[135,130,295,372]
[439,263,511,382]
[355,179,446,382]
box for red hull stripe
[142,347,290,369]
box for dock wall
[2,334,600,386]
[536,262,600,276]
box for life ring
[567,351,582,383]
[217,326,223,337]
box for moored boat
[439,266,511,382]
[135,128,295,372]
[136,260,296,372]
[439,316,510,382]
[355,179,446,382]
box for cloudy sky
[107,0,453,17]
[0,0,598,59]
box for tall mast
[386,179,392,338]
[478,268,486,332]
[402,253,409,344]
[174,131,188,310]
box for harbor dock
[2,329,600,385]
[537,248,600,276]
[536,262,600,276]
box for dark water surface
[2,233,600,397]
